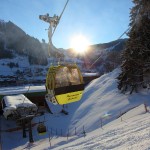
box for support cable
[52,0,70,38]
[88,4,141,70]
[88,26,130,70]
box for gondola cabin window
[69,68,81,85]
[55,67,70,88]
[55,67,81,88]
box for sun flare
[70,34,89,54]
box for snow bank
[55,105,150,150]
[0,85,46,95]
[68,68,150,132]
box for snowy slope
[68,68,150,133]
[0,55,30,76]
[53,105,150,150]
[0,53,84,83]
[1,68,150,150]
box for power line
[88,27,130,70]
[88,3,141,70]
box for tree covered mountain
[0,20,128,85]
[0,20,48,65]
[77,38,127,74]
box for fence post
[144,102,148,113]
[67,128,69,141]
[120,111,122,122]
[75,127,77,135]
[49,133,52,148]
[83,126,86,138]
[100,118,103,129]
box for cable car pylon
[39,0,84,112]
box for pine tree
[118,0,150,94]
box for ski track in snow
[56,114,150,150]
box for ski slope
[52,105,150,150]
[1,68,150,150]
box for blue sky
[0,0,133,49]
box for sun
[70,34,89,54]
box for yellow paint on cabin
[55,90,83,105]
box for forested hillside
[0,20,47,65]
[0,20,127,85]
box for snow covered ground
[1,68,150,150]
[54,105,150,150]
[0,85,46,95]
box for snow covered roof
[2,94,37,109]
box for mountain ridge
[0,20,127,84]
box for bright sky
[0,0,133,49]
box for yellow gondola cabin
[45,64,84,105]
